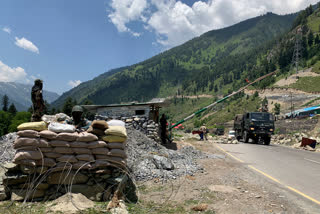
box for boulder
[70,183,106,200]
[11,189,45,201]
[152,155,174,170]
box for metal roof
[81,98,168,111]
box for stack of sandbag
[87,120,109,137]
[100,120,127,168]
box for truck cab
[234,112,275,145]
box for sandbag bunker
[1,120,129,201]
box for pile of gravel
[126,128,223,181]
[0,132,17,164]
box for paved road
[216,143,320,207]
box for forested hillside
[53,12,297,107]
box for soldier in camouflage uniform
[65,105,91,131]
[31,79,45,122]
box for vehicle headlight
[270,129,274,132]
[250,127,255,130]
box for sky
[0,0,319,95]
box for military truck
[234,112,275,145]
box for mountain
[0,82,60,111]
[53,12,298,108]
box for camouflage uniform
[31,79,45,122]
[65,105,91,131]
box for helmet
[72,105,83,113]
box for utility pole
[292,28,303,74]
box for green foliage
[8,112,31,133]
[62,97,77,116]
[2,95,9,111]
[8,103,17,115]
[290,76,320,92]
[0,111,11,136]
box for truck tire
[264,136,271,145]
[244,131,249,143]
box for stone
[109,201,128,214]
[0,191,7,201]
[3,162,18,170]
[19,183,49,190]
[3,175,28,185]
[36,167,48,174]
[47,172,88,185]
[152,155,174,170]
[11,189,45,201]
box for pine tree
[2,95,9,111]
[308,31,314,46]
[8,103,17,115]
[315,35,320,45]
[62,97,75,116]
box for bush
[8,112,31,133]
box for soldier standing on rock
[31,79,45,122]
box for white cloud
[2,27,11,34]
[108,0,148,36]
[108,0,319,47]
[68,80,82,88]
[15,37,39,54]
[0,60,28,82]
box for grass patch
[302,97,320,107]
[290,76,320,93]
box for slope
[53,12,297,108]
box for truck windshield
[251,113,273,121]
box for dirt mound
[47,193,95,213]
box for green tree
[315,35,320,45]
[2,95,9,111]
[273,103,281,115]
[8,111,32,133]
[308,31,314,47]
[0,111,11,136]
[62,97,77,116]
[8,103,17,116]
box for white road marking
[304,158,320,165]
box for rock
[232,140,238,144]
[19,183,49,190]
[47,172,89,185]
[0,191,7,201]
[125,119,133,123]
[47,193,95,214]
[109,201,128,214]
[3,175,28,185]
[11,189,45,201]
[305,145,316,151]
[292,143,301,149]
[20,165,36,174]
[3,162,18,170]
[152,155,174,170]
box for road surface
[216,143,320,209]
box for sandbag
[17,130,39,138]
[87,127,105,136]
[77,132,98,142]
[108,149,127,159]
[87,141,107,149]
[107,120,125,127]
[50,140,70,147]
[55,113,70,122]
[73,161,92,170]
[95,155,125,165]
[17,121,48,131]
[51,162,72,172]
[107,142,126,150]
[14,159,36,166]
[36,158,56,167]
[56,132,78,141]
[91,120,109,130]
[39,130,57,140]
[91,160,110,168]
[38,139,50,148]
[57,155,78,163]
[102,135,126,143]
[52,147,74,154]
[16,146,38,151]
[41,114,57,123]
[91,148,109,155]
[76,154,95,162]
[48,122,75,133]
[44,152,63,159]
[13,150,43,161]
[39,147,53,153]
[72,148,91,154]
[69,141,88,148]
[14,138,39,149]
[105,126,127,137]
